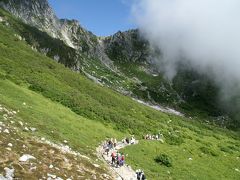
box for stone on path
[3,129,10,134]
[19,154,36,162]
[0,167,15,180]
[30,127,37,132]
[18,121,23,126]
[93,164,100,168]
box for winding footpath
[97,141,139,180]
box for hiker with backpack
[126,137,130,144]
[120,154,125,166]
[130,136,136,144]
[113,138,117,148]
[116,152,122,167]
[141,172,146,180]
[136,169,147,180]
[111,151,116,164]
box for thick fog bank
[132,0,240,123]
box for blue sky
[48,0,135,36]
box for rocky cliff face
[0,0,116,68]
[104,29,149,62]
[0,0,230,126]
[59,19,95,50]
[1,0,156,70]
[0,0,60,38]
[59,19,115,69]
[0,0,89,49]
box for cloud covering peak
[132,0,240,120]
[133,0,240,80]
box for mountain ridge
[0,0,116,69]
[1,0,239,129]
[0,2,240,179]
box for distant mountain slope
[0,3,240,180]
[0,0,114,68]
[0,0,238,129]
[0,10,174,134]
[0,0,61,39]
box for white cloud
[132,0,240,112]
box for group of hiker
[102,136,136,167]
[144,133,163,141]
[102,137,147,179]
[111,151,125,167]
[103,138,117,155]
[122,136,136,145]
[136,169,146,180]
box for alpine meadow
[0,0,239,179]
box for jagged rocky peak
[0,0,98,51]
[0,0,60,38]
[60,18,79,25]
[103,29,151,63]
[59,19,81,49]
[109,29,140,40]
[0,0,154,68]
[60,19,81,35]
[59,18,99,51]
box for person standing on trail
[136,169,141,180]
[105,145,110,155]
[111,151,116,164]
[136,170,147,180]
[120,154,125,166]
[108,140,113,150]
[125,137,130,144]
[130,136,135,144]
[117,154,122,167]
[113,138,117,148]
[106,140,112,155]
[116,152,121,167]
[140,172,146,180]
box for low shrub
[219,146,233,154]
[154,154,172,167]
[199,146,219,156]
[165,134,184,145]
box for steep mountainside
[104,29,150,63]
[0,0,114,68]
[0,0,61,39]
[0,0,238,128]
[103,29,227,125]
[0,11,239,179]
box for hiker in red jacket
[120,154,125,166]
[111,151,116,164]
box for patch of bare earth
[0,104,112,179]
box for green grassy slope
[0,16,177,135]
[115,62,180,105]
[0,9,79,68]
[0,8,233,128]
[103,29,237,128]
[123,131,240,179]
[0,8,239,180]
[0,106,110,179]
[0,79,123,155]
